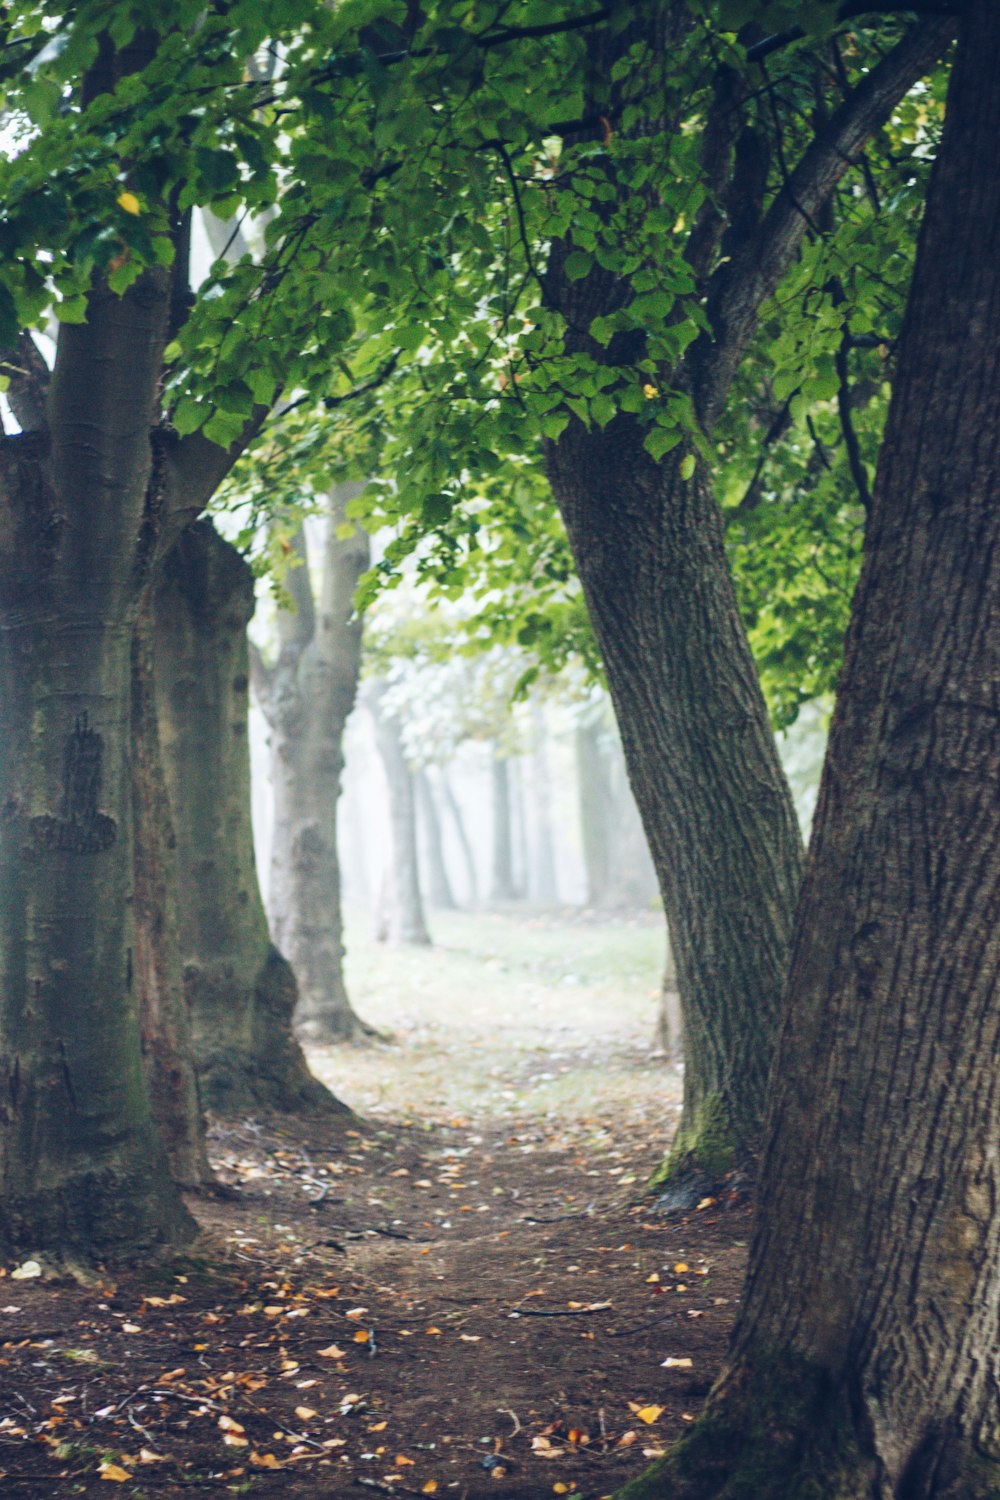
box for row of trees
[1,0,997,1491]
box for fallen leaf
[138,1450,166,1464]
[616,1431,637,1448]
[10,1261,41,1281]
[396,1455,415,1465]
[662,1357,693,1369]
[250,1452,282,1469]
[99,1463,133,1482]
[673,1263,689,1274]
[121,1323,141,1334]
[422,1484,439,1495]
[295,1407,317,1421]
[459,1334,481,1342]
[353,1329,370,1343]
[368,1422,388,1433]
[425,1327,442,1336]
[318,1345,347,1360]
[696,1198,715,1211]
[218,1417,246,1435]
[345,1307,368,1320]
[634,1406,664,1425]
[645,1273,660,1284]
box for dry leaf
[396,1455,415,1465]
[673,1263,689,1274]
[218,1417,246,1435]
[10,1261,41,1281]
[138,1450,166,1464]
[661,1357,693,1370]
[318,1345,347,1359]
[353,1329,370,1343]
[345,1307,368,1319]
[645,1273,660,1284]
[616,1431,638,1448]
[250,1452,282,1469]
[294,1407,317,1421]
[422,1484,439,1495]
[99,1463,133,1482]
[636,1406,664,1425]
[459,1334,481,1342]
[425,1327,442,1336]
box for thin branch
[0,332,50,434]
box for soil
[0,912,750,1500]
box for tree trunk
[530,702,559,905]
[258,489,372,1043]
[154,521,339,1113]
[0,275,197,1260]
[416,770,457,910]
[489,749,518,903]
[368,683,431,946]
[545,7,950,1181]
[618,8,1000,1495]
[576,716,615,908]
[131,589,211,1187]
[548,431,804,1182]
[437,768,478,903]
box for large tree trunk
[416,770,457,910]
[618,8,1000,1496]
[257,489,372,1042]
[549,429,804,1182]
[132,589,211,1187]
[544,9,948,1179]
[154,521,339,1113]
[368,683,431,946]
[0,281,195,1259]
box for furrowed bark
[132,588,211,1187]
[0,273,195,1259]
[545,5,951,1180]
[618,6,1000,1495]
[258,490,373,1043]
[154,520,341,1113]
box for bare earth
[0,911,750,1499]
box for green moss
[612,1352,873,1500]
[648,1092,736,1192]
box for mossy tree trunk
[154,520,339,1113]
[254,488,372,1042]
[0,281,197,1260]
[618,8,1000,1495]
[132,588,211,1187]
[545,8,951,1181]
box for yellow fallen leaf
[554,1486,570,1495]
[99,1464,133,1482]
[345,1307,368,1319]
[422,1484,439,1495]
[616,1430,638,1448]
[353,1329,370,1343]
[318,1345,346,1359]
[636,1406,664,1425]
[673,1263,689,1274]
[425,1326,442,1336]
[218,1417,246,1435]
[11,1260,41,1280]
[222,1434,249,1448]
[662,1356,693,1370]
[696,1198,715,1211]
[117,191,141,216]
[396,1455,415,1465]
[250,1452,282,1469]
[645,1273,660,1284]
[294,1407,317,1421]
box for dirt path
[0,913,750,1499]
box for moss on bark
[648,1092,736,1194]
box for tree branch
[0,332,50,434]
[276,525,316,660]
[162,403,271,534]
[694,16,955,426]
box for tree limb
[0,332,50,434]
[694,16,955,426]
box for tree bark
[576,716,615,908]
[154,520,339,1113]
[368,683,431,946]
[416,770,457,910]
[131,588,211,1187]
[617,7,1000,1495]
[489,749,518,903]
[0,278,195,1259]
[256,489,372,1042]
[545,8,950,1179]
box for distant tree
[252,488,373,1042]
[367,680,432,947]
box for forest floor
[0,910,751,1500]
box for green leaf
[680,453,696,480]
